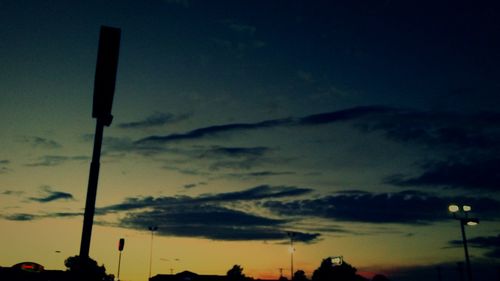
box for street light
[148,226,158,279]
[448,204,479,281]
[117,238,125,281]
[287,232,295,281]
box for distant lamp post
[117,238,125,281]
[148,226,158,279]
[287,232,296,281]
[449,204,479,281]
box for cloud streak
[0,159,10,173]
[135,106,500,149]
[386,156,500,191]
[29,186,74,203]
[21,136,62,149]
[97,185,319,242]
[118,112,190,129]
[449,234,500,259]
[4,184,498,243]
[25,155,88,167]
[114,105,500,192]
[263,190,500,225]
[136,118,292,144]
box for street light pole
[287,232,295,281]
[459,219,472,281]
[148,226,158,280]
[449,204,479,281]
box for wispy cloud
[100,185,313,213]
[96,185,319,242]
[21,136,62,149]
[135,106,391,144]
[226,171,296,178]
[1,190,24,196]
[199,146,275,171]
[344,108,500,151]
[136,118,291,144]
[25,155,88,167]
[134,106,500,192]
[118,112,190,129]
[120,204,292,241]
[1,211,82,221]
[97,186,500,241]
[0,159,10,173]
[227,22,256,36]
[29,186,74,203]
[263,190,500,225]
[211,20,266,51]
[197,185,312,202]
[297,105,395,125]
[386,156,500,191]
[2,213,37,221]
[136,106,500,148]
[449,234,500,259]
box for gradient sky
[1,1,500,281]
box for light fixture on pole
[148,226,158,279]
[117,238,125,281]
[448,204,479,281]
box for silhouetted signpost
[117,238,125,280]
[80,26,121,259]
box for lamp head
[448,204,459,213]
[466,218,479,226]
[463,205,472,212]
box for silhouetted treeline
[292,257,390,281]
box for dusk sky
[1,1,500,281]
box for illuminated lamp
[448,204,459,213]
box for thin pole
[457,262,464,281]
[460,220,473,281]
[149,229,155,279]
[80,119,105,258]
[289,233,294,281]
[117,251,122,281]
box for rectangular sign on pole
[92,26,121,126]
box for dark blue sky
[1,1,499,280]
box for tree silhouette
[294,270,309,281]
[278,276,289,281]
[312,257,366,281]
[227,264,246,281]
[64,255,112,281]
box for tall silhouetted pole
[287,232,295,281]
[117,238,125,281]
[449,204,479,281]
[149,226,158,279]
[80,26,121,259]
[457,262,464,281]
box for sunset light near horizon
[1,1,500,281]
